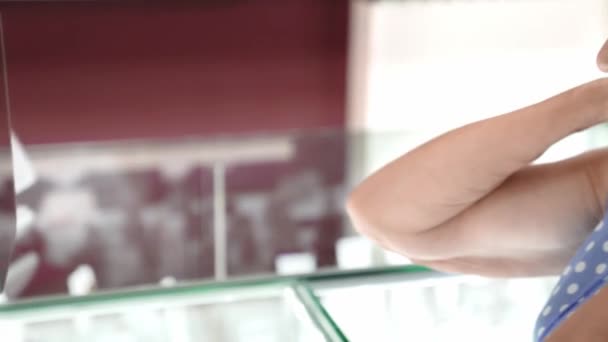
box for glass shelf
[0,266,433,342]
[0,265,558,342]
[310,268,556,342]
[0,277,342,342]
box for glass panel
[309,267,557,342]
[8,127,604,299]
[291,282,347,342]
[0,18,16,293]
[224,131,348,278]
[0,279,336,342]
[10,139,217,300]
[7,130,398,300]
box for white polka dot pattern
[595,221,604,231]
[535,218,608,341]
[537,326,545,338]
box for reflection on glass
[10,143,218,299]
[225,132,347,277]
[8,130,356,299]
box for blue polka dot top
[535,217,608,341]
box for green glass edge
[0,265,432,314]
[292,282,349,342]
[0,276,291,314]
[304,265,431,282]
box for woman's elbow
[346,187,399,250]
[346,188,445,261]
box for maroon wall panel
[1,1,348,144]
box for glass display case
[311,269,555,342]
[0,266,558,342]
[0,109,602,342]
[0,277,344,342]
[1,128,600,341]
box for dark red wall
[1,1,348,144]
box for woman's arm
[347,42,608,277]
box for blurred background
[1,0,608,341]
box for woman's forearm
[348,78,608,237]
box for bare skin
[347,40,608,340]
[545,286,608,342]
